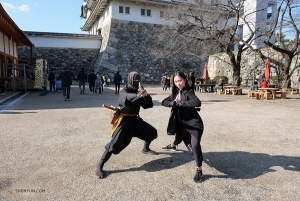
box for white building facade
[79,0,277,80]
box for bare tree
[256,0,300,88]
[152,0,271,86]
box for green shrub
[213,76,228,84]
[271,75,283,84]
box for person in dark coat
[88,70,97,95]
[190,72,196,91]
[48,69,56,91]
[113,71,122,94]
[77,68,87,94]
[96,71,158,179]
[162,71,204,183]
[59,67,74,101]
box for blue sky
[1,0,87,34]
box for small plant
[213,75,228,84]
[271,75,283,84]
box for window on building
[160,11,164,18]
[141,9,145,16]
[125,7,130,14]
[147,9,151,16]
[119,6,124,13]
[267,4,273,19]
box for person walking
[94,72,102,94]
[88,70,97,95]
[96,71,158,179]
[77,68,87,94]
[106,76,110,87]
[114,71,122,94]
[162,71,204,183]
[48,69,56,91]
[59,67,74,101]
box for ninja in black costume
[96,71,158,179]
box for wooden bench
[282,88,299,95]
[252,91,261,100]
[217,88,223,94]
[230,88,242,95]
[276,91,287,99]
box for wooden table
[258,88,279,99]
[197,84,215,92]
[223,85,239,95]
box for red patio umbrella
[202,64,210,81]
[264,59,270,83]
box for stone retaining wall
[17,47,99,74]
[94,19,211,83]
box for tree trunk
[232,66,241,86]
[280,58,292,88]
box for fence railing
[2,63,35,93]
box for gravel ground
[0,85,299,201]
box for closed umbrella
[202,64,210,81]
[265,59,270,83]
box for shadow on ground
[203,151,300,180]
[104,151,194,178]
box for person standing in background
[48,69,56,91]
[190,72,196,91]
[114,71,122,94]
[59,67,74,101]
[77,68,87,94]
[88,70,97,95]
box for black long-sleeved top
[162,86,203,138]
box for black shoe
[80,90,82,94]
[187,144,193,155]
[162,144,176,151]
[142,148,158,155]
[115,92,117,94]
[64,95,67,101]
[96,168,104,179]
[193,169,204,183]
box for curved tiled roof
[23,31,102,39]
[0,3,33,47]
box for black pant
[174,124,191,147]
[1,85,5,93]
[115,83,120,93]
[89,83,95,92]
[175,121,203,167]
[97,117,157,168]
[49,80,55,91]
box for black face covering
[132,81,139,89]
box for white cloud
[1,2,30,12]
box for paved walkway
[0,85,299,201]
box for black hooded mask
[127,71,141,92]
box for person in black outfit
[96,71,158,179]
[114,71,122,94]
[190,72,196,91]
[59,67,74,101]
[162,71,204,183]
[77,68,87,94]
[88,70,97,95]
[0,78,9,96]
[48,69,56,91]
